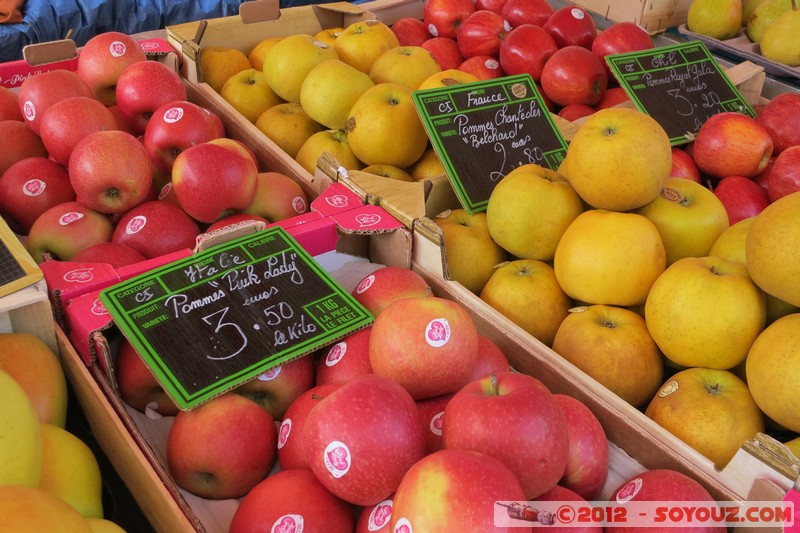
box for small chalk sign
[100,226,371,410]
[413,74,569,213]
[0,217,43,298]
[605,41,756,145]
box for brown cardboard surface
[564,0,693,34]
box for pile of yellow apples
[0,332,127,532]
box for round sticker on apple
[394,517,413,533]
[571,7,585,19]
[257,366,282,381]
[22,101,35,122]
[615,477,643,503]
[429,411,445,437]
[292,196,306,214]
[23,179,46,196]
[125,215,147,235]
[271,514,304,533]
[658,379,679,398]
[162,107,184,123]
[109,41,127,57]
[325,342,346,367]
[356,274,376,295]
[425,318,451,348]
[277,418,292,449]
[323,440,351,478]
[369,500,393,531]
[59,211,84,225]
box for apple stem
[490,374,499,395]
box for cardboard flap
[22,39,78,66]
[239,0,281,24]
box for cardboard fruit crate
[564,0,693,34]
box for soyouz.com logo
[493,501,796,528]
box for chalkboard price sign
[413,74,568,213]
[100,227,372,410]
[606,41,755,145]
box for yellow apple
[334,19,400,74]
[346,82,428,168]
[262,33,339,103]
[0,485,93,532]
[746,313,800,432]
[480,258,571,347]
[644,256,766,369]
[368,45,442,90]
[432,209,508,294]
[39,424,103,519]
[255,102,325,159]
[552,305,664,407]
[295,129,364,175]
[362,163,414,182]
[0,332,68,427]
[0,368,42,486]
[785,436,800,459]
[745,191,800,307]
[198,46,252,93]
[418,68,479,90]
[645,367,764,469]
[560,107,672,211]
[315,27,344,48]
[635,177,730,265]
[248,36,283,71]
[220,68,284,123]
[408,146,446,180]
[554,210,666,307]
[486,164,585,261]
[299,59,375,130]
[86,518,127,533]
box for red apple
[69,130,153,214]
[0,157,74,235]
[558,103,595,121]
[277,383,340,471]
[0,120,49,175]
[755,92,800,154]
[670,146,702,182]
[39,96,119,167]
[115,336,178,415]
[692,112,774,179]
[369,296,478,400]
[111,200,200,258]
[540,45,608,107]
[416,392,453,455]
[26,201,114,262]
[593,86,631,110]
[543,6,597,49]
[143,100,224,174]
[71,242,147,268]
[243,171,309,222]
[498,24,558,82]
[458,55,505,79]
[166,393,278,499]
[0,86,22,121]
[533,485,602,533]
[767,145,800,202]
[455,10,511,59]
[752,157,774,191]
[423,0,476,39]
[420,36,465,71]
[107,104,139,135]
[552,394,608,500]
[17,69,93,135]
[115,59,188,134]
[315,327,374,386]
[357,496,395,533]
[591,21,654,79]
[229,469,355,533]
[442,371,569,498]
[712,175,770,224]
[390,449,530,532]
[304,373,425,506]
[391,17,431,46]
[352,266,431,317]
[76,31,147,106]
[469,335,510,382]
[171,138,259,223]
[235,354,316,420]
[501,0,554,28]
[476,0,506,14]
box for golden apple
[554,210,666,307]
[368,45,441,90]
[645,367,764,469]
[0,485,93,532]
[480,258,571,347]
[220,68,284,123]
[315,27,344,48]
[295,129,364,175]
[560,107,672,212]
[552,305,664,407]
[198,46,251,93]
[746,313,800,432]
[346,82,428,168]
[255,102,325,159]
[0,368,42,486]
[645,256,766,369]
[334,19,400,74]
[262,33,339,103]
[248,36,283,71]
[86,518,127,533]
[635,177,730,265]
[408,146,446,180]
[418,68,479,90]
[362,164,414,182]
[432,209,508,294]
[299,59,375,130]
[746,191,800,307]
[486,164,585,261]
[785,436,800,459]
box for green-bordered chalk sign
[100,226,372,410]
[605,41,756,145]
[413,74,568,214]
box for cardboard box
[564,0,692,34]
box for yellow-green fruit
[688,0,743,39]
[262,34,339,103]
[86,518,127,533]
[760,8,800,66]
[300,59,375,130]
[785,436,800,459]
[744,0,772,20]
[295,129,364,175]
[39,424,104,519]
[0,485,93,533]
[745,0,793,43]
[0,368,42,486]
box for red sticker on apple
[325,342,346,366]
[277,418,291,449]
[64,268,95,283]
[22,100,35,122]
[23,179,46,196]
[616,477,643,503]
[369,500,393,531]
[570,7,585,19]
[394,517,413,533]
[125,215,147,235]
[162,107,184,124]
[425,318,451,348]
[430,411,445,436]
[356,275,376,295]
[271,514,304,533]
[292,196,306,214]
[257,365,282,381]
[109,41,127,57]
[59,211,84,225]
[323,440,351,478]
[158,182,172,200]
